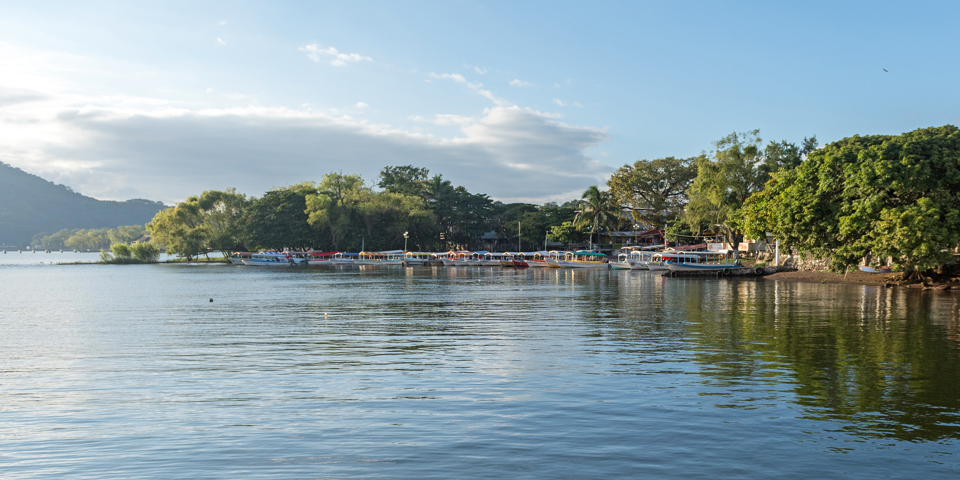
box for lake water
[2,257,959,478]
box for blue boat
[665,260,739,272]
[859,265,893,273]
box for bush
[130,242,160,263]
[111,243,132,259]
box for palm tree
[574,185,621,250]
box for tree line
[144,124,960,275]
[145,166,627,261]
[32,225,146,250]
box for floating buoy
[324,312,328,317]
[209,298,213,303]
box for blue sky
[1,0,957,203]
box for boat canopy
[572,250,607,257]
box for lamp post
[403,231,409,252]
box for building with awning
[596,229,664,248]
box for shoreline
[762,270,956,290]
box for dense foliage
[740,125,960,273]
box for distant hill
[0,162,168,246]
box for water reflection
[675,279,960,441]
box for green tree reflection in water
[676,279,960,442]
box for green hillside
[0,162,167,246]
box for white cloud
[429,72,511,107]
[205,87,213,93]
[463,64,487,74]
[299,43,372,67]
[509,79,533,87]
[219,20,227,26]
[552,98,567,106]
[216,37,226,46]
[429,72,467,84]
[574,102,583,108]
[355,102,369,108]
[553,82,561,88]
[410,113,475,126]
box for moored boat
[859,265,893,273]
[242,252,296,266]
[229,252,252,265]
[306,251,340,266]
[356,250,404,266]
[481,252,504,266]
[662,251,740,271]
[330,252,356,265]
[556,250,610,269]
[403,252,436,266]
[525,251,552,267]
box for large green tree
[378,165,430,197]
[305,173,366,250]
[243,183,320,251]
[146,189,250,259]
[740,125,960,274]
[196,189,250,258]
[607,156,698,229]
[146,203,207,260]
[685,131,768,245]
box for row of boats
[229,249,742,271]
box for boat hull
[242,259,292,266]
[556,260,610,269]
[665,261,738,272]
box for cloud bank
[0,43,611,205]
[2,94,610,203]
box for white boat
[554,250,610,269]
[403,252,436,266]
[242,252,296,266]
[441,251,481,266]
[544,250,567,268]
[525,251,552,267]
[613,253,645,270]
[330,252,356,265]
[661,251,740,271]
[665,261,739,272]
[480,252,504,266]
[356,250,404,266]
[306,251,339,266]
[229,252,252,265]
